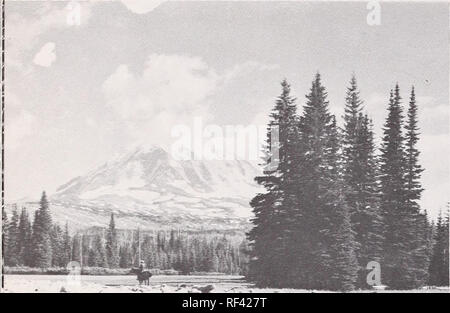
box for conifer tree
[404,87,424,213]
[62,222,72,265]
[248,79,298,287]
[50,224,65,267]
[444,211,449,285]
[2,208,8,266]
[87,247,98,267]
[31,192,53,268]
[380,87,405,201]
[379,85,427,289]
[379,86,407,288]
[289,73,358,290]
[96,233,109,268]
[341,76,383,287]
[71,233,82,263]
[292,73,336,290]
[425,213,436,271]
[30,210,39,264]
[106,213,119,268]
[444,211,450,286]
[119,243,133,268]
[429,208,450,286]
[403,87,430,286]
[327,117,358,291]
[6,208,20,266]
[411,212,432,286]
[132,228,142,266]
[18,208,32,266]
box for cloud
[120,0,166,14]
[223,61,280,83]
[415,93,448,136]
[416,96,436,107]
[103,54,218,119]
[6,111,36,151]
[4,91,36,150]
[102,54,280,150]
[419,133,450,218]
[420,103,449,135]
[7,2,93,69]
[33,42,56,67]
[102,54,218,147]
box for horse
[129,267,152,286]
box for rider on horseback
[139,260,145,273]
[130,261,152,285]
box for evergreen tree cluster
[69,223,248,274]
[114,229,248,274]
[248,74,448,290]
[2,193,71,268]
[428,205,450,286]
[3,198,249,274]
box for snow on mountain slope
[45,145,262,230]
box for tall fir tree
[428,208,450,286]
[286,73,336,289]
[290,73,358,290]
[50,224,65,267]
[119,243,133,268]
[247,79,298,287]
[404,87,424,214]
[444,211,449,285]
[87,246,98,267]
[443,211,450,286]
[380,84,424,289]
[71,233,82,263]
[381,85,409,287]
[18,208,32,266]
[106,213,119,268]
[425,212,436,274]
[31,192,53,268]
[379,86,406,288]
[96,233,109,267]
[62,222,72,265]
[2,207,8,267]
[342,76,383,287]
[326,117,359,291]
[6,208,20,266]
[403,87,430,287]
[132,228,142,266]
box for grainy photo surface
[1,0,449,295]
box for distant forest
[2,195,249,275]
[248,74,449,290]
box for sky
[5,1,449,219]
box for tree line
[248,74,449,290]
[2,193,249,275]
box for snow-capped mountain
[39,145,262,231]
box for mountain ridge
[8,145,262,231]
